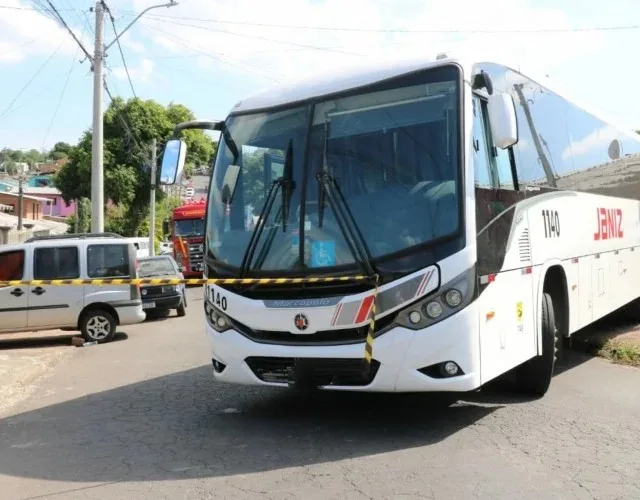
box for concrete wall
[0,227,51,246]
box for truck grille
[245,357,380,386]
[188,242,204,272]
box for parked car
[0,233,146,343]
[137,255,187,318]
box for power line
[0,40,64,121]
[103,2,136,98]
[43,0,93,62]
[0,38,38,58]
[145,17,362,56]
[143,23,282,82]
[143,12,640,34]
[0,3,74,10]
[103,77,143,151]
[41,45,79,150]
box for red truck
[164,198,206,278]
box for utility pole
[149,138,157,256]
[91,0,104,233]
[89,0,179,233]
[17,177,24,231]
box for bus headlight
[394,265,476,331]
[204,300,232,333]
[424,300,443,318]
[444,289,462,307]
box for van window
[34,246,80,279]
[87,244,130,278]
[0,250,25,281]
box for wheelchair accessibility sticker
[311,240,336,267]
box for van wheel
[515,292,558,396]
[81,309,116,344]
[177,292,187,317]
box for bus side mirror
[162,218,170,236]
[487,92,518,149]
[160,139,187,185]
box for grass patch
[597,338,640,367]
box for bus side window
[472,96,494,189]
[479,98,516,191]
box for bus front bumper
[206,302,481,393]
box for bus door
[473,95,537,383]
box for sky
[1,0,640,152]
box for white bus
[163,55,640,396]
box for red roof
[38,158,69,175]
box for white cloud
[131,0,605,85]
[0,0,92,64]
[112,58,156,84]
[120,32,147,54]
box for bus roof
[230,55,459,114]
[229,53,638,141]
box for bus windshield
[206,64,462,276]
[175,219,205,237]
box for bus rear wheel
[515,292,558,396]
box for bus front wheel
[515,292,558,396]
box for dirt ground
[0,331,77,417]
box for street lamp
[90,0,179,233]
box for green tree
[55,97,214,236]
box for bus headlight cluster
[204,301,232,333]
[394,266,475,331]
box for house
[0,191,48,220]
[23,186,76,217]
[35,158,68,176]
[29,174,55,188]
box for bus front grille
[245,357,381,386]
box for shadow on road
[0,332,129,350]
[0,365,505,483]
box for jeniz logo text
[593,208,623,240]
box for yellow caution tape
[0,275,369,287]
[363,274,380,366]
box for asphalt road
[0,287,639,499]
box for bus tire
[515,292,558,396]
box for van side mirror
[487,92,518,149]
[160,139,187,185]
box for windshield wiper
[245,141,295,272]
[316,171,376,278]
[316,120,376,278]
[239,177,283,276]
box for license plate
[142,302,156,309]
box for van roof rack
[25,232,124,243]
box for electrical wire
[103,77,144,151]
[144,23,282,82]
[0,40,64,121]
[143,12,640,34]
[103,2,137,98]
[43,0,93,62]
[41,45,79,149]
[145,17,362,56]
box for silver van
[0,233,146,343]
